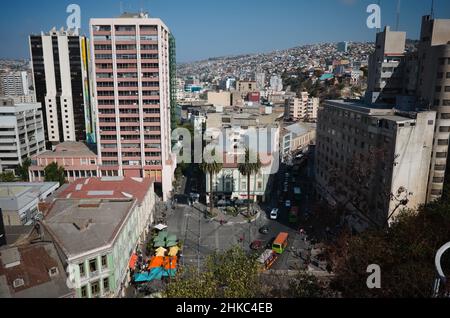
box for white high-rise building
[256,72,265,90]
[0,98,45,173]
[29,28,95,145]
[0,71,29,96]
[270,75,283,92]
[90,12,176,200]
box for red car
[250,240,263,251]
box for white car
[285,200,292,208]
[270,209,279,220]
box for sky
[0,0,449,63]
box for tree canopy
[44,162,66,185]
[328,200,450,298]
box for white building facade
[0,99,45,173]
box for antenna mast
[395,0,401,31]
[431,0,435,19]
[377,0,381,33]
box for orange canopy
[129,254,138,269]
[148,256,178,270]
[163,257,178,270]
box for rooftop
[33,142,96,158]
[57,177,153,204]
[0,182,59,212]
[0,243,73,298]
[285,122,316,137]
[43,199,135,258]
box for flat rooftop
[57,177,153,204]
[285,122,316,136]
[34,142,96,158]
[0,182,59,211]
[44,199,135,258]
[324,100,428,122]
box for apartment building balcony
[139,30,158,36]
[99,131,119,136]
[93,39,112,45]
[116,59,138,64]
[1,153,20,158]
[93,30,111,36]
[115,30,137,36]
[140,67,159,73]
[1,144,18,151]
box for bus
[272,232,289,254]
[289,206,299,223]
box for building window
[91,281,100,297]
[443,100,450,106]
[101,255,108,269]
[89,259,98,273]
[436,86,442,92]
[431,189,443,196]
[445,86,450,93]
[79,263,86,277]
[103,277,110,293]
[48,267,59,277]
[80,286,88,298]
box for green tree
[200,149,223,217]
[0,171,16,182]
[288,271,332,298]
[238,149,262,216]
[328,200,450,298]
[44,162,66,185]
[165,247,261,298]
[16,158,31,182]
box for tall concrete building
[337,41,349,53]
[29,28,95,145]
[270,75,283,92]
[0,98,45,173]
[255,72,265,90]
[415,16,450,202]
[90,12,176,200]
[0,71,29,96]
[315,100,436,230]
[285,92,319,121]
[367,26,407,104]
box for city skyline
[0,0,449,62]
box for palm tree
[238,149,262,216]
[200,150,223,217]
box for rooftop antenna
[431,0,435,19]
[377,0,381,33]
[395,0,401,31]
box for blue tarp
[133,268,177,283]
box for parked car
[259,226,270,235]
[270,208,279,220]
[250,240,264,251]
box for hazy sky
[0,0,449,62]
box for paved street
[165,153,325,271]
